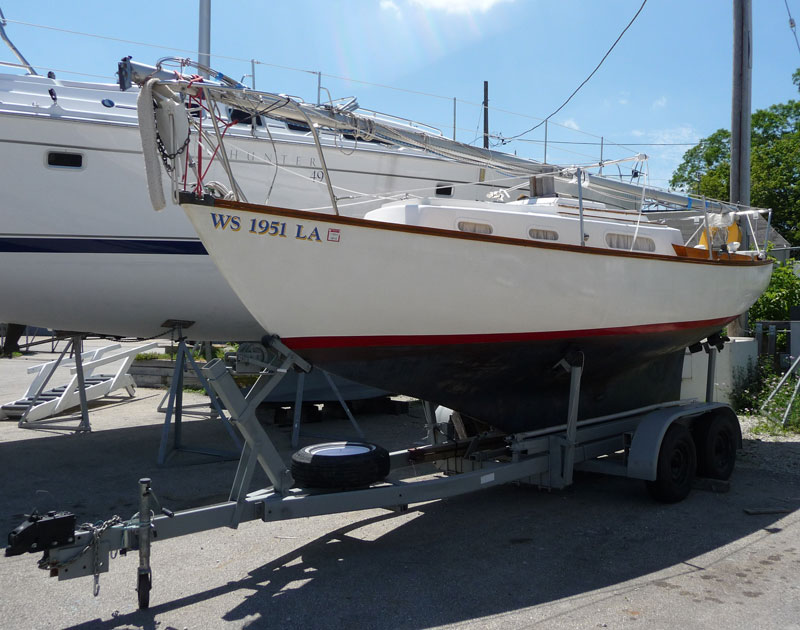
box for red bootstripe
[283,316,735,350]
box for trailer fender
[627,403,733,481]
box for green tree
[669,128,730,199]
[748,258,800,322]
[670,78,800,244]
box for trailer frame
[6,336,739,609]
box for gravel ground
[738,415,800,475]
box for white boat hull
[181,196,772,431]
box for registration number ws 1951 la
[210,213,341,243]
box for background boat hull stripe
[0,237,206,255]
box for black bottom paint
[293,325,720,434]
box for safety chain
[89,515,122,595]
[37,515,123,596]
[154,109,191,174]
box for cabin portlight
[606,233,656,252]
[457,221,493,235]
[528,228,559,241]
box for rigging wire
[785,0,800,57]
[2,14,647,157]
[203,119,652,211]
[6,10,696,191]
[0,59,108,79]
[199,126,563,211]
[168,92,751,215]
[501,0,648,143]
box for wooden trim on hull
[181,193,772,268]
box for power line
[0,16,624,145]
[512,139,699,147]
[502,0,648,143]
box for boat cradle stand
[155,322,242,465]
[5,337,739,610]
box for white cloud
[409,0,514,14]
[652,95,667,109]
[650,124,697,146]
[617,90,630,106]
[631,129,644,137]
[561,118,580,131]
[380,0,402,16]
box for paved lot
[0,341,799,629]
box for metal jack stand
[157,325,242,465]
[234,344,364,449]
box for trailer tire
[695,414,738,480]
[291,441,390,489]
[646,423,697,503]
[137,571,151,610]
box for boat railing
[686,206,772,260]
[353,107,444,137]
[126,55,776,252]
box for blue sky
[2,0,799,187]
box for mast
[483,80,489,149]
[198,0,211,78]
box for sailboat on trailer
[135,61,772,434]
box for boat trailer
[5,336,740,609]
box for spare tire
[291,441,390,489]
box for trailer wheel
[291,441,390,489]
[695,414,738,480]
[646,424,697,503]
[137,571,151,610]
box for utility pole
[729,0,752,337]
[198,0,211,78]
[483,81,489,149]
[730,0,752,233]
